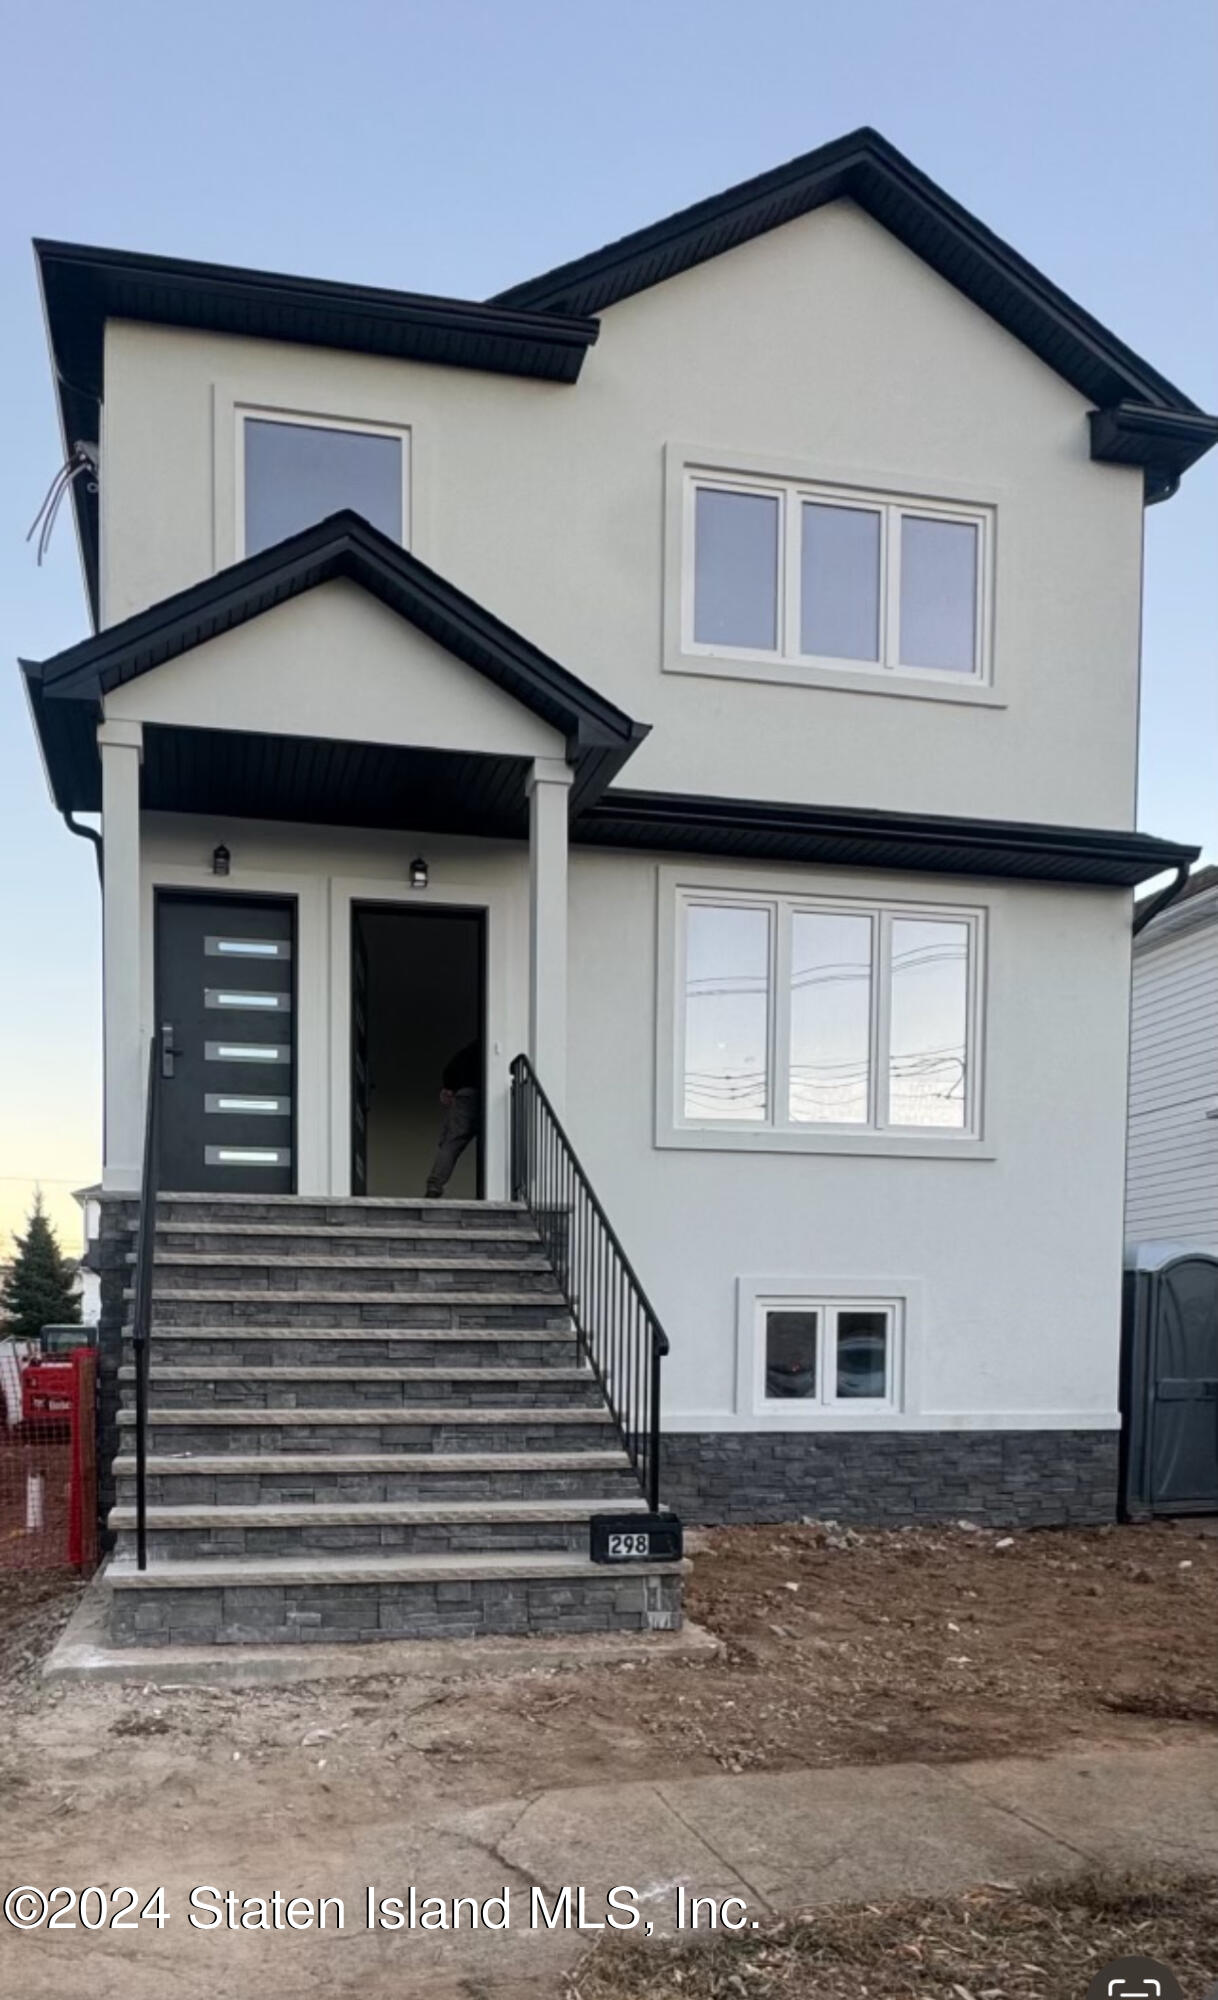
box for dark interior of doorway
[352,904,485,1199]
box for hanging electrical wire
[26,442,99,564]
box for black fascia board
[493,127,1215,462]
[1089,403,1218,503]
[573,789,1198,889]
[25,511,647,815]
[34,238,601,626]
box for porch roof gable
[22,510,649,816]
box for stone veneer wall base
[659,1429,1119,1528]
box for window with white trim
[685,471,990,682]
[240,411,409,556]
[678,891,981,1135]
[758,1297,899,1411]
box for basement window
[758,1298,899,1412]
[241,412,409,556]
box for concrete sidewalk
[453,1738,1218,1928]
[5,1739,1216,1999]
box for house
[1127,866,1218,1252]
[20,129,1216,1647]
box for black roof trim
[35,238,601,624]
[24,510,647,817]
[573,789,1198,889]
[494,127,1212,445]
[1089,403,1218,504]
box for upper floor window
[678,890,982,1137]
[241,412,408,557]
[685,470,991,684]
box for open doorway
[352,904,485,1199]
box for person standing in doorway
[424,1041,481,1198]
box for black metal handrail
[509,1054,668,1512]
[130,1035,162,1571]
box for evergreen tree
[1,1191,81,1341]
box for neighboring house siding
[1126,913,1218,1246]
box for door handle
[160,1022,181,1079]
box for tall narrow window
[789,911,873,1124]
[800,503,881,661]
[887,917,970,1128]
[692,488,779,650]
[683,904,770,1122]
[897,516,978,673]
[244,418,405,555]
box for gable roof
[494,126,1218,501]
[22,510,647,817]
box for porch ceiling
[141,727,535,837]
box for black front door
[155,893,295,1193]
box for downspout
[63,809,103,886]
[1132,861,1190,937]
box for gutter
[1132,860,1191,936]
[62,809,102,885]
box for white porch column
[98,719,144,1191]
[526,757,573,1113]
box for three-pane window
[760,1300,897,1410]
[688,474,988,680]
[680,893,978,1134]
[243,415,407,556]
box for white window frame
[235,404,412,560]
[657,870,988,1158]
[734,1273,921,1425]
[755,1295,901,1414]
[683,470,990,681]
[663,445,1002,707]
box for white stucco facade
[41,158,1192,1488]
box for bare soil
[569,1871,1218,2000]
[0,1521,1215,1997]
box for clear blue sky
[1,0,1215,1246]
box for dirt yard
[2,1521,1217,1802]
[0,1521,1215,1997]
[569,1872,1218,2000]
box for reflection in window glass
[800,504,881,661]
[765,1310,818,1399]
[245,419,403,555]
[789,912,872,1124]
[899,516,977,673]
[683,905,770,1121]
[835,1309,889,1399]
[888,918,969,1127]
[693,488,780,650]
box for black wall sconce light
[212,844,231,877]
[409,856,429,891]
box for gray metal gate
[1121,1246,1218,1517]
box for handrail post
[508,1052,670,1519]
[647,1331,663,1514]
[131,1035,160,1573]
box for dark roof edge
[493,126,1208,432]
[34,237,601,353]
[1089,404,1218,504]
[573,788,1198,889]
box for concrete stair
[105,1194,683,1648]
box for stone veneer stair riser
[102,1193,684,1648]
[114,1452,643,1506]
